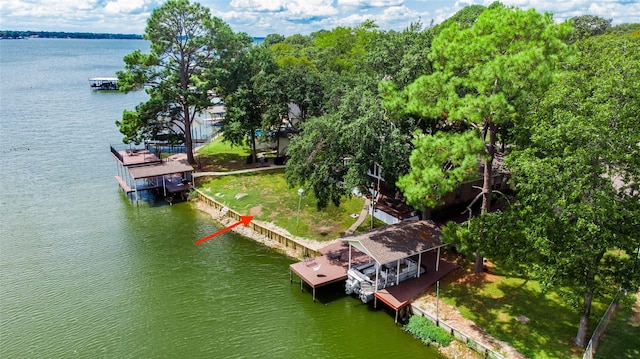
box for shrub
[404,315,452,347]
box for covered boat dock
[111,146,193,204]
[290,220,459,319]
[340,220,458,322]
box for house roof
[340,220,445,265]
[128,160,193,180]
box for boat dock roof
[290,221,460,318]
[128,160,193,180]
[89,77,118,81]
[340,220,446,265]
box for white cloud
[104,0,151,15]
[338,0,404,7]
[489,0,640,23]
[0,0,638,36]
[229,0,286,12]
[286,1,338,20]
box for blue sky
[1,0,638,37]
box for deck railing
[410,305,507,359]
[194,189,321,258]
[110,145,124,163]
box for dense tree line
[0,30,143,39]
[116,0,639,349]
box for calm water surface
[0,39,441,358]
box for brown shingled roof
[340,220,445,264]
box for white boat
[89,77,118,90]
[345,257,424,303]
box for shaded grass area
[197,169,369,240]
[197,136,252,172]
[595,292,640,359]
[437,264,611,359]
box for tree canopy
[385,3,573,272]
[117,0,251,164]
[492,30,640,347]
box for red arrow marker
[195,216,253,246]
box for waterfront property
[290,220,459,322]
[111,145,193,204]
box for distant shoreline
[1,31,265,43]
[0,31,143,40]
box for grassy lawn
[594,292,640,359]
[197,169,372,240]
[436,263,613,359]
[196,136,253,172]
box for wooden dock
[289,240,369,301]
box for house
[367,152,510,224]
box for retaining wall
[194,189,321,258]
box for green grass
[197,136,252,172]
[594,292,640,359]
[198,169,369,240]
[436,267,613,359]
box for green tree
[285,82,394,209]
[387,4,572,272]
[261,40,324,128]
[569,15,612,42]
[499,32,640,347]
[363,21,435,89]
[397,130,484,219]
[117,0,250,164]
[221,44,278,162]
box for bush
[404,315,452,347]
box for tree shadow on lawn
[198,152,277,172]
[442,271,583,359]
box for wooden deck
[112,148,162,166]
[374,252,459,312]
[290,239,459,307]
[289,240,369,300]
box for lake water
[0,38,441,358]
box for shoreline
[192,198,519,359]
[194,200,329,259]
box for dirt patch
[249,204,263,217]
[629,291,640,327]
[314,225,336,237]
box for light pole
[436,280,440,325]
[296,188,304,235]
